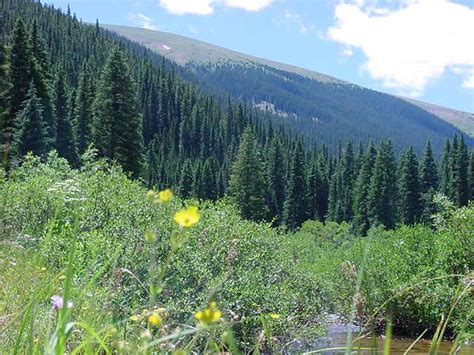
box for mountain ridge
[102,24,474,153]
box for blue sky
[44,0,474,113]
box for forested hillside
[1,0,474,232]
[103,25,474,154]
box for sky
[43,0,474,113]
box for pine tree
[53,73,78,164]
[419,141,439,223]
[367,140,397,229]
[5,19,33,148]
[0,45,9,149]
[266,137,286,222]
[327,168,344,222]
[283,140,307,229]
[469,151,474,200]
[30,20,49,81]
[200,158,218,200]
[419,141,438,194]
[398,147,421,225]
[29,23,55,151]
[12,82,46,159]
[92,47,143,176]
[307,163,327,221]
[439,140,451,196]
[74,64,94,154]
[178,159,194,198]
[453,136,470,206]
[229,128,268,221]
[352,143,377,236]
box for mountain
[103,24,473,153]
[402,97,474,137]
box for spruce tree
[367,140,397,229]
[74,64,94,154]
[398,147,421,225]
[439,140,451,196]
[419,140,438,194]
[12,82,46,159]
[469,151,474,200]
[229,128,268,221]
[283,140,307,229]
[92,47,143,176]
[266,137,286,222]
[453,136,470,206]
[53,73,78,164]
[200,158,218,200]
[419,141,439,223]
[0,45,9,148]
[307,162,327,221]
[352,143,377,236]
[178,159,194,198]
[327,168,344,223]
[5,19,33,147]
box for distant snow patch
[161,44,171,50]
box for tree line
[0,0,473,234]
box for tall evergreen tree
[178,159,194,198]
[53,73,78,164]
[266,137,286,222]
[74,64,94,154]
[469,151,474,200]
[352,143,377,236]
[453,136,470,206]
[5,19,33,148]
[439,140,451,196]
[229,128,268,221]
[419,141,438,194]
[92,47,143,176]
[0,45,9,150]
[12,82,46,159]
[367,140,397,229]
[398,147,421,225]
[419,141,438,223]
[283,140,307,229]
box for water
[304,316,473,354]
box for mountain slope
[103,24,473,153]
[402,97,474,137]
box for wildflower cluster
[195,302,222,325]
[146,188,173,204]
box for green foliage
[290,202,473,339]
[11,82,47,160]
[92,47,143,176]
[0,157,324,352]
[283,140,307,229]
[53,72,78,165]
[397,147,421,225]
[229,128,268,221]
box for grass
[0,152,472,353]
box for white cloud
[159,0,214,15]
[159,0,274,15]
[282,10,315,34]
[130,12,158,30]
[328,0,474,96]
[224,0,274,12]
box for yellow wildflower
[174,206,200,228]
[158,188,173,203]
[195,301,222,324]
[130,315,140,322]
[148,312,162,327]
[269,313,281,319]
